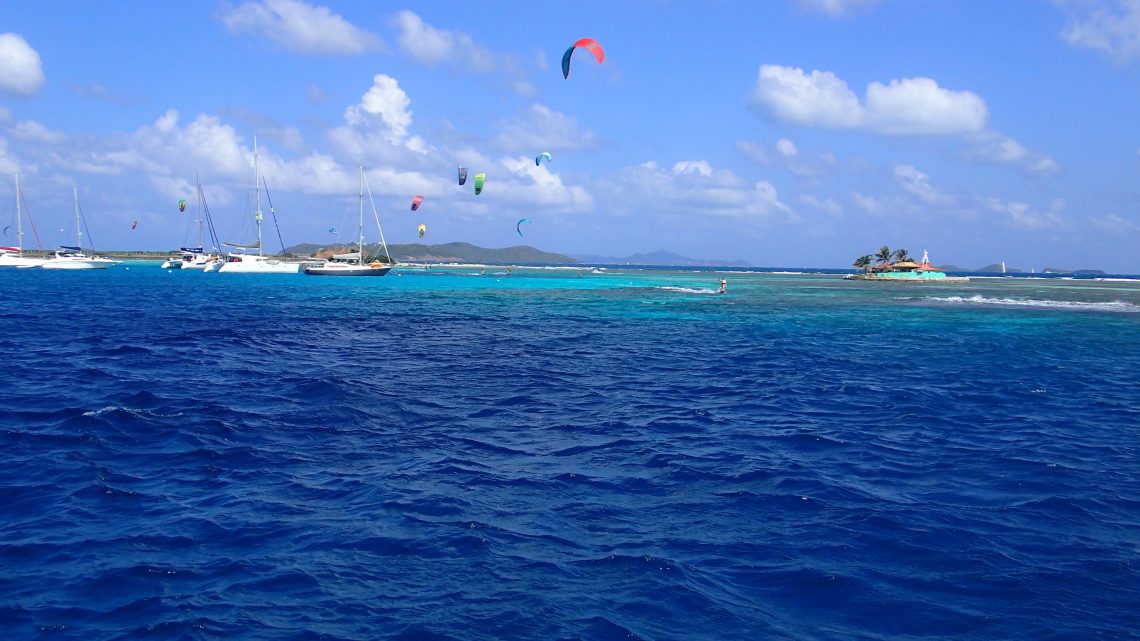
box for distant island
[941,263,1106,275]
[573,250,751,267]
[280,243,749,267]
[285,241,576,264]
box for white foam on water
[655,286,719,295]
[921,294,1140,312]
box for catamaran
[304,166,393,277]
[40,186,120,270]
[0,173,46,268]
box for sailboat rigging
[0,173,46,268]
[304,166,393,277]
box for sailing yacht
[161,173,222,270]
[0,173,46,268]
[304,166,393,277]
[41,186,120,270]
[217,137,307,274]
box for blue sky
[2,1,1140,271]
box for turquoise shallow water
[1,263,1138,640]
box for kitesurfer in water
[718,278,727,294]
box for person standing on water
[718,278,727,294]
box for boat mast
[254,135,263,256]
[196,170,204,252]
[14,173,22,252]
[358,165,364,265]
[73,185,82,250]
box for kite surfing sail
[417,223,426,238]
[516,218,530,237]
[178,199,186,212]
[458,166,468,185]
[411,195,423,211]
[474,173,486,195]
[536,152,552,166]
[131,220,138,230]
[562,38,604,79]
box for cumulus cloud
[794,0,882,17]
[220,0,381,55]
[750,65,987,135]
[776,138,798,158]
[344,74,413,143]
[494,103,599,151]
[0,33,45,96]
[1059,0,1140,61]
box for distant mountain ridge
[285,241,576,264]
[573,249,751,267]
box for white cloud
[965,130,1060,176]
[851,191,894,216]
[794,0,882,17]
[602,160,796,221]
[390,10,534,95]
[751,66,863,129]
[391,10,493,71]
[494,103,599,151]
[981,196,1066,230]
[1060,0,1140,61]
[673,160,713,176]
[739,138,836,178]
[863,77,987,135]
[800,194,844,216]
[750,65,987,135]
[0,33,45,96]
[894,164,954,206]
[736,141,772,164]
[495,155,594,211]
[344,74,414,144]
[8,120,67,145]
[1090,212,1140,232]
[220,0,381,55]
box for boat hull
[217,256,306,274]
[304,263,391,276]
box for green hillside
[286,241,577,265]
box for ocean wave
[917,294,1140,312]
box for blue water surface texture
[1,263,1138,640]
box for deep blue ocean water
[1,263,1138,640]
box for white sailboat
[304,166,393,277]
[41,186,120,270]
[0,173,46,268]
[217,136,307,274]
[161,173,222,270]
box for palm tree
[875,245,892,265]
[853,255,873,272]
[892,248,910,263]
